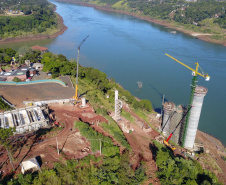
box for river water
[1,1,226,145]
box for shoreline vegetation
[56,0,226,46]
[0,5,67,44]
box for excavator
[164,105,193,152]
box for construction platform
[0,106,49,134]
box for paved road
[60,76,74,89]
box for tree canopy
[0,0,58,38]
[154,142,222,185]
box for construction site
[0,106,49,134]
[0,52,225,184]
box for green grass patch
[74,121,120,157]
[71,76,130,149]
[210,34,225,40]
[121,109,135,124]
[133,108,149,123]
[0,98,12,111]
[100,116,131,149]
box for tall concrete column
[115,90,122,120]
[162,102,175,137]
[115,90,118,118]
[184,86,208,149]
[170,105,184,145]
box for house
[25,60,31,67]
[0,77,6,81]
[20,66,37,77]
[29,68,37,76]
[32,63,44,70]
[31,45,48,55]
[8,69,29,81]
[0,69,29,81]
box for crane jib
[165,53,210,80]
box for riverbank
[56,0,226,46]
[0,7,67,44]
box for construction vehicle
[165,53,210,146]
[164,105,193,152]
[74,35,89,101]
[54,121,59,127]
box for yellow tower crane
[165,54,210,80]
[165,53,210,146]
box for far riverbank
[56,0,226,47]
[0,6,67,44]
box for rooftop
[0,69,28,77]
[31,45,48,51]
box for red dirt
[117,104,161,184]
[1,101,224,184]
[120,103,226,184]
[196,131,226,184]
[0,103,108,176]
[0,101,161,184]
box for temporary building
[20,158,41,174]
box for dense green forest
[79,0,226,34]
[0,0,58,38]
[125,0,226,24]
[0,47,41,64]
[153,141,222,185]
[0,48,16,63]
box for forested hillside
[0,0,59,39]
[125,0,226,26]
[76,0,226,41]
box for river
[0,0,226,145]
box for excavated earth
[0,102,225,184]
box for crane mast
[74,35,89,101]
[165,53,210,146]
